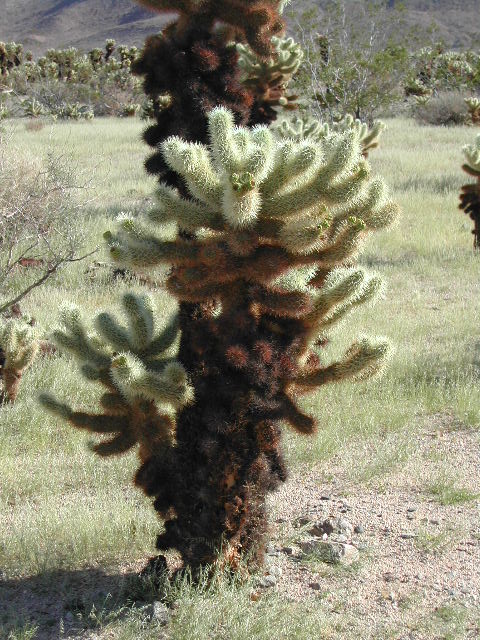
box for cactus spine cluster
[459,134,480,248]
[0,320,38,402]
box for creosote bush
[459,134,480,248]
[43,107,397,570]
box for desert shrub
[291,0,416,122]
[0,127,92,313]
[413,91,470,126]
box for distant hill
[1,0,479,55]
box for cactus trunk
[2,369,21,402]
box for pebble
[320,495,331,501]
[400,533,416,539]
[310,582,322,590]
[407,507,417,513]
[354,524,365,534]
[407,514,415,520]
[266,564,283,578]
[259,575,277,588]
[282,546,294,555]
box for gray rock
[145,601,169,626]
[354,524,365,534]
[400,533,416,539]
[320,495,331,501]
[335,534,348,543]
[259,575,277,588]
[299,539,359,565]
[310,582,322,590]
[407,507,417,513]
[266,564,283,578]
[309,517,353,538]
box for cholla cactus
[465,97,480,126]
[102,107,397,568]
[0,320,38,402]
[273,113,385,157]
[132,0,286,181]
[136,0,285,57]
[40,293,193,474]
[459,134,480,248]
[237,36,303,124]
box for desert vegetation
[1,0,480,639]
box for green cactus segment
[0,320,39,402]
[463,135,480,176]
[294,337,391,388]
[273,113,386,158]
[39,293,192,457]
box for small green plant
[122,103,141,117]
[427,474,479,505]
[415,526,461,555]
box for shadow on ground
[0,565,154,639]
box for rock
[337,518,354,536]
[299,539,360,565]
[145,601,169,626]
[310,582,322,590]
[282,546,294,555]
[266,542,275,555]
[259,575,277,588]
[309,517,354,538]
[266,564,283,578]
[407,514,415,520]
[335,534,348,544]
[354,524,365,534]
[320,495,331,501]
[383,572,396,583]
[400,533,416,539]
[407,507,417,513]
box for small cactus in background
[40,293,192,466]
[0,320,38,402]
[465,97,480,126]
[237,35,303,125]
[273,113,386,157]
[459,134,480,249]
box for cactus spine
[459,134,480,249]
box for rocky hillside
[1,0,479,55]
